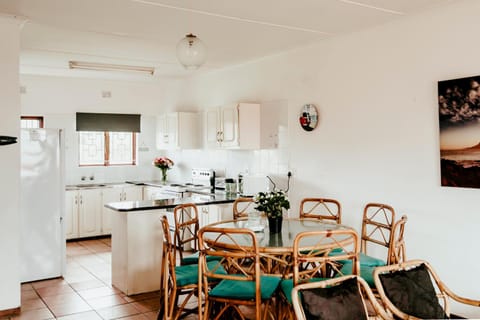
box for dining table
[202,217,356,275]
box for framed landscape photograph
[438,75,480,188]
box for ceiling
[0,0,452,80]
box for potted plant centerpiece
[153,157,174,184]
[254,190,290,234]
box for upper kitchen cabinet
[156,112,199,150]
[205,102,285,149]
[205,103,259,149]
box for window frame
[79,131,137,167]
[21,116,44,128]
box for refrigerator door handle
[0,135,18,145]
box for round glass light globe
[176,34,207,70]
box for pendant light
[176,33,207,70]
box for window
[79,131,136,166]
[21,116,44,128]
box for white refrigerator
[20,128,65,283]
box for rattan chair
[360,203,396,267]
[197,226,281,320]
[278,228,360,320]
[338,212,407,288]
[173,203,201,265]
[232,197,256,220]
[299,198,342,224]
[292,275,393,320]
[157,216,198,320]
[388,215,407,265]
[373,259,480,319]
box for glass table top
[204,218,354,251]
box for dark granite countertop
[105,193,238,212]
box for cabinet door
[101,188,123,235]
[217,203,234,221]
[199,205,222,228]
[124,186,143,201]
[65,190,79,240]
[166,113,178,148]
[205,108,220,148]
[78,189,102,237]
[156,114,168,149]
[220,105,239,148]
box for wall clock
[299,104,318,131]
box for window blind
[76,112,141,132]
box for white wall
[0,16,23,312]
[19,75,290,185]
[20,75,185,184]
[177,1,480,316]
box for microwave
[241,175,269,196]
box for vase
[160,168,167,184]
[268,232,283,247]
[268,216,283,234]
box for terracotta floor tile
[77,286,119,300]
[20,297,47,312]
[48,300,92,318]
[120,291,160,303]
[96,304,141,320]
[31,278,68,290]
[36,285,75,298]
[96,253,112,263]
[130,298,160,313]
[69,279,106,292]
[73,255,106,268]
[21,290,39,301]
[63,270,98,284]
[98,276,112,286]
[21,283,34,292]
[85,294,128,309]
[141,311,159,320]
[116,314,148,320]
[17,237,166,320]
[66,247,92,256]
[56,310,103,320]
[11,307,54,320]
[42,292,85,307]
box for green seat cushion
[181,252,222,265]
[359,253,386,267]
[280,278,328,304]
[339,261,376,288]
[175,261,226,287]
[328,251,385,268]
[210,275,281,300]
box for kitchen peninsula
[105,193,239,295]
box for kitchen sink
[75,183,107,188]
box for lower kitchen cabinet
[101,186,143,235]
[66,185,143,240]
[65,189,102,239]
[65,190,79,239]
[198,203,233,228]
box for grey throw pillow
[300,277,367,320]
[379,263,448,319]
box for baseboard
[66,234,111,242]
[0,307,20,318]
